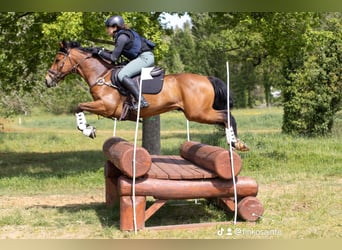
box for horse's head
[45,41,82,88]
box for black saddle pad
[111,66,165,95]
[139,67,164,94]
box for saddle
[108,66,165,120]
[110,66,165,96]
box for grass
[0,107,341,238]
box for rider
[92,15,154,110]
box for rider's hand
[91,47,103,56]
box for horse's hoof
[89,128,96,139]
[233,139,249,152]
[82,125,96,139]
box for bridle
[47,48,91,84]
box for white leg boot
[225,126,237,145]
[75,112,96,139]
[225,126,249,151]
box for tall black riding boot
[122,76,149,110]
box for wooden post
[120,196,146,231]
[104,161,122,206]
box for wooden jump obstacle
[103,137,264,231]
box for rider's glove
[91,47,104,56]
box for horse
[45,41,248,151]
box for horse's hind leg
[183,108,227,126]
[226,112,250,151]
[184,108,238,138]
[229,112,237,136]
[185,108,249,151]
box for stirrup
[132,100,149,111]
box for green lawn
[0,108,341,238]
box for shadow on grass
[30,199,233,230]
[0,150,105,179]
[144,200,234,228]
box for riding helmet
[105,15,125,28]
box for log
[103,137,152,178]
[237,196,264,222]
[120,196,146,231]
[104,160,122,178]
[180,141,242,179]
[118,176,258,200]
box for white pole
[132,73,145,234]
[186,119,198,204]
[187,118,199,204]
[131,67,153,234]
[113,118,117,137]
[226,61,238,225]
[186,119,190,142]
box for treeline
[0,12,341,136]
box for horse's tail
[207,76,233,110]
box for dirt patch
[0,194,104,209]
[0,193,107,239]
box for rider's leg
[122,76,149,109]
[118,52,154,110]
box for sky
[160,12,192,29]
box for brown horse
[45,41,248,150]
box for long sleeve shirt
[99,33,130,63]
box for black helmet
[105,15,125,28]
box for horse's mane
[60,40,92,53]
[60,40,113,69]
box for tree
[0,12,53,94]
[189,12,268,108]
[161,22,195,74]
[261,12,342,135]
[162,40,185,73]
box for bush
[282,28,341,136]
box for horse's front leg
[75,100,107,139]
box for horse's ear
[59,41,64,48]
